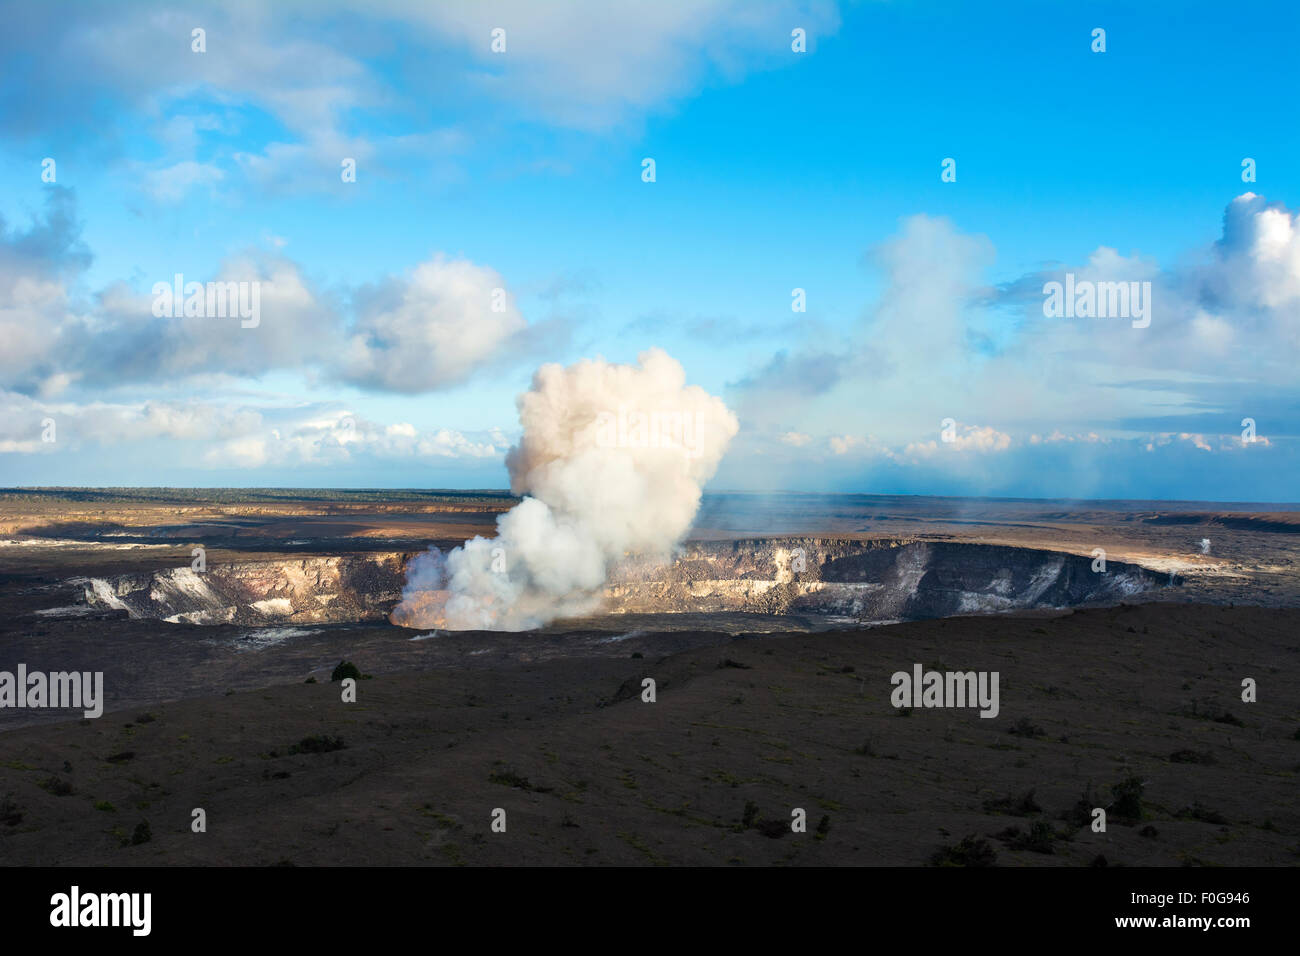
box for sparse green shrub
[983,788,1041,816]
[1061,783,1096,828]
[288,735,345,755]
[488,768,551,793]
[0,793,22,826]
[1111,775,1144,822]
[38,776,74,797]
[1008,717,1045,738]
[1178,802,1227,825]
[1009,820,1056,854]
[1169,749,1216,764]
[331,661,361,682]
[930,835,996,867]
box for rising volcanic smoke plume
[391,349,739,630]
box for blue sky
[0,0,1297,500]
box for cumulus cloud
[730,348,852,397]
[0,390,505,470]
[0,191,541,397]
[143,161,225,202]
[1003,192,1300,384]
[338,256,528,393]
[903,424,1012,460]
[1,1,839,198]
[372,0,842,130]
[734,193,1300,476]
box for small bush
[488,768,551,793]
[1009,820,1056,854]
[288,735,346,755]
[0,793,22,826]
[983,788,1041,816]
[1008,717,1045,738]
[94,801,116,812]
[1178,802,1228,825]
[38,776,74,797]
[1169,749,1216,764]
[1111,775,1144,822]
[1061,783,1097,828]
[129,820,151,846]
[331,661,361,682]
[930,835,996,867]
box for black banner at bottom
[1,865,1285,941]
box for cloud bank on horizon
[0,0,1296,501]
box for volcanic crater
[76,538,1175,628]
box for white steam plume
[391,349,739,630]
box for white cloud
[0,391,505,469]
[143,160,224,202]
[339,255,528,393]
[385,0,841,129]
[0,194,540,396]
[904,424,1012,460]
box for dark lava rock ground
[1,603,1296,866]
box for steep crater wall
[78,553,408,625]
[76,539,1175,627]
[606,538,1173,622]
